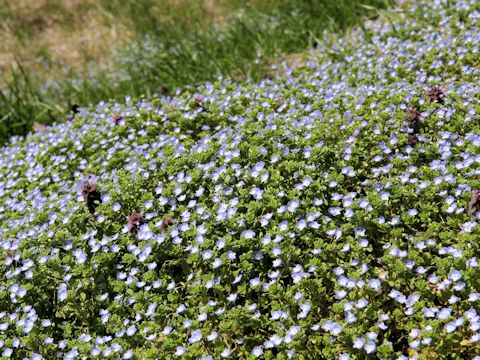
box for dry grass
[0,0,130,80]
[0,0,265,81]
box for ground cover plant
[1,0,480,358]
[0,0,391,144]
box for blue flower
[251,346,263,357]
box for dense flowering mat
[1,0,480,359]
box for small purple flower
[364,341,376,354]
[448,270,462,282]
[58,283,68,302]
[445,321,457,333]
[175,346,186,356]
[252,346,263,357]
[407,208,418,216]
[242,230,256,239]
[437,307,452,320]
[213,258,223,269]
[220,349,231,358]
[353,337,365,349]
[189,329,202,344]
[287,200,300,213]
[126,325,137,336]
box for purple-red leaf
[468,190,480,217]
[80,178,102,214]
[127,210,145,232]
[426,86,447,103]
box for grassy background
[0,0,392,144]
